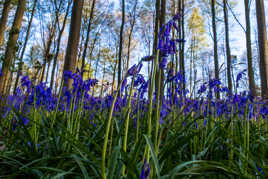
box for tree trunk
[100,60,106,98]
[243,0,256,96]
[13,0,37,93]
[63,0,84,90]
[211,0,220,99]
[0,0,11,47]
[40,0,63,83]
[50,0,71,89]
[153,0,160,54]
[118,0,125,94]
[159,0,166,100]
[255,0,268,98]
[223,0,232,94]
[126,0,138,74]
[178,0,185,91]
[81,0,96,78]
[0,0,26,95]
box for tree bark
[81,0,96,78]
[0,0,26,95]
[223,0,233,94]
[13,0,38,94]
[0,0,11,47]
[211,0,220,99]
[63,0,84,90]
[50,0,71,89]
[243,0,256,96]
[118,0,125,94]
[255,0,268,98]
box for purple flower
[198,84,207,94]
[140,159,150,179]
[141,55,154,62]
[172,13,181,21]
[159,58,167,68]
[236,69,247,87]
[127,63,143,77]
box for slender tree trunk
[0,0,26,95]
[13,0,37,93]
[223,0,232,94]
[0,0,11,47]
[255,0,268,98]
[153,0,160,54]
[40,0,63,83]
[118,0,125,93]
[63,0,84,90]
[243,0,256,96]
[178,0,185,91]
[211,0,220,99]
[81,0,96,77]
[50,0,71,89]
[112,43,118,94]
[159,0,166,99]
[100,60,106,98]
[92,44,100,96]
[126,0,137,74]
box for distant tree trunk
[153,0,160,54]
[255,0,268,98]
[223,0,232,94]
[0,0,26,95]
[81,0,96,78]
[40,0,63,83]
[159,0,166,99]
[63,0,84,90]
[118,0,125,93]
[178,0,185,91]
[13,0,37,93]
[100,60,106,98]
[211,0,220,99]
[126,0,138,74]
[243,0,256,96]
[0,0,11,47]
[50,0,71,89]
[112,43,119,94]
[92,44,101,96]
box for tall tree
[50,0,72,89]
[125,0,138,74]
[243,0,256,96]
[211,0,219,98]
[81,0,96,78]
[223,0,232,94]
[178,0,185,90]
[255,0,268,98]
[0,0,11,47]
[0,0,26,95]
[187,7,207,97]
[117,0,125,91]
[13,0,38,93]
[63,0,84,89]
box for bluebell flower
[198,84,207,94]
[134,74,145,87]
[159,57,167,68]
[121,79,127,92]
[236,69,247,87]
[127,63,143,77]
[140,159,150,179]
[141,55,154,62]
